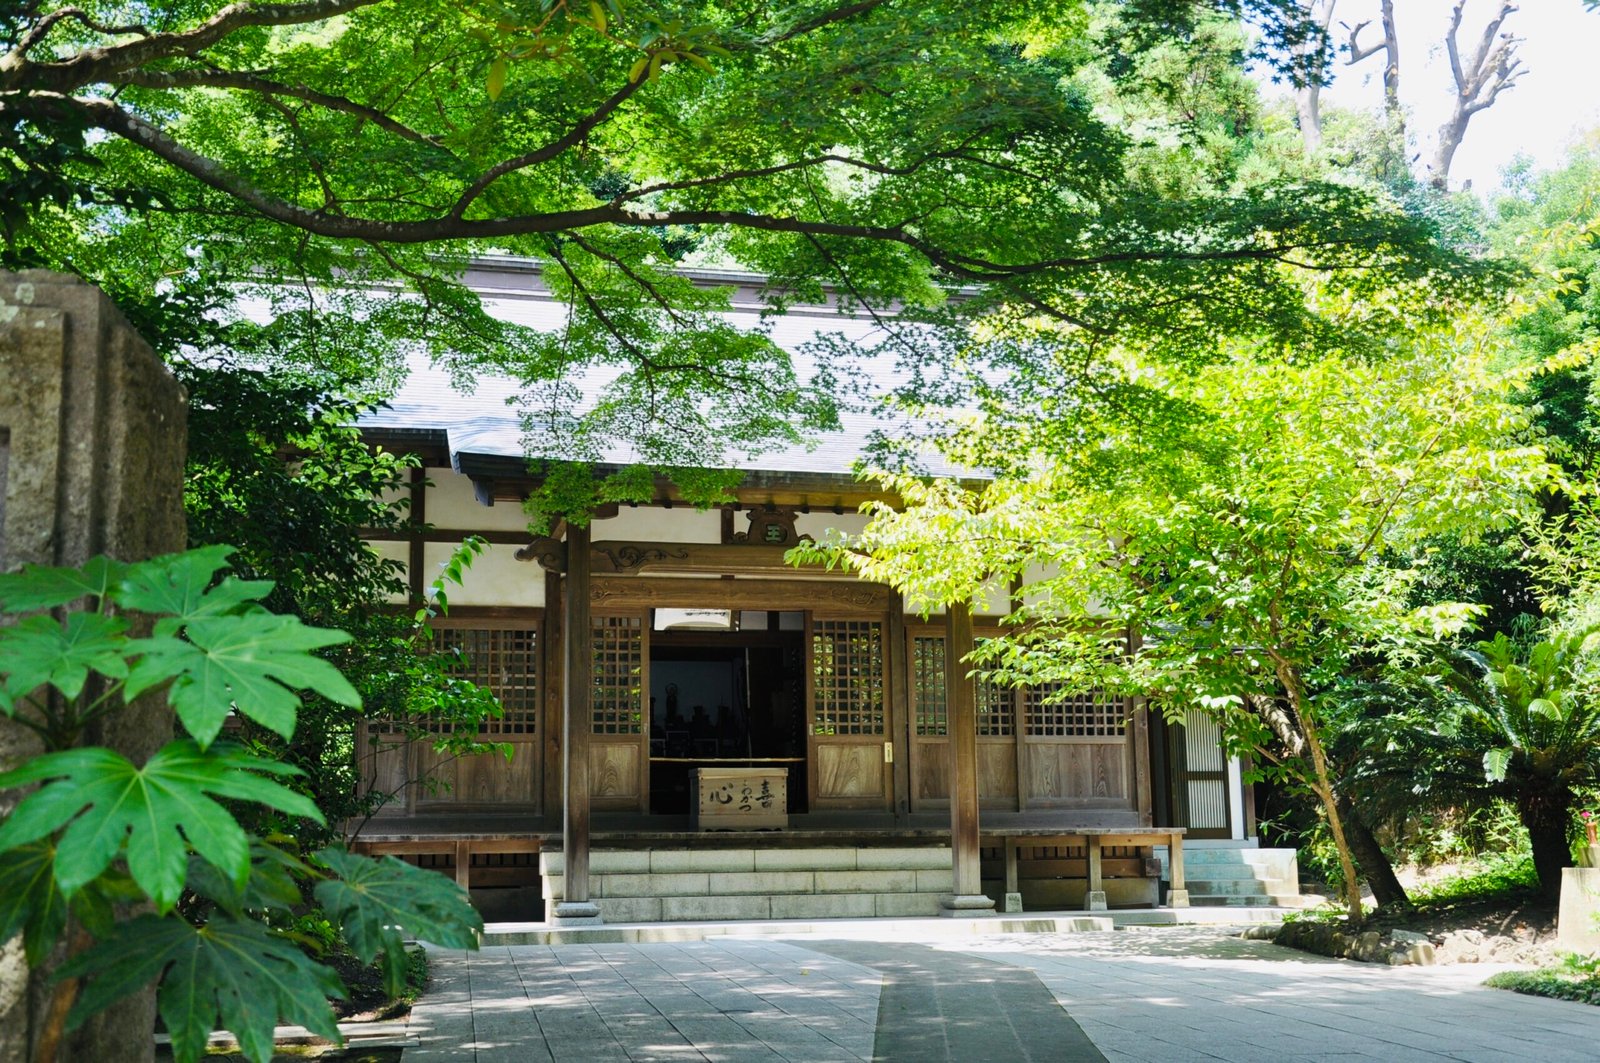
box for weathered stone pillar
[939,602,995,917]
[0,271,186,1063]
[551,519,601,925]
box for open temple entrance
[647,610,807,815]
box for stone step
[587,891,948,923]
[1190,894,1300,907]
[1179,865,1292,882]
[1186,878,1297,897]
[544,866,956,900]
[1165,851,1296,869]
[541,846,952,877]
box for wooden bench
[351,831,541,890]
[982,827,1188,911]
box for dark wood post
[552,519,601,924]
[940,602,995,916]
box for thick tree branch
[115,67,448,148]
[449,72,651,219]
[756,0,890,46]
[15,92,1383,285]
[2,0,382,93]
[1432,1,1521,189]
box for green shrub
[1410,851,1539,905]
[1487,953,1600,1006]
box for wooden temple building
[349,260,1287,924]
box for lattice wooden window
[1023,685,1124,737]
[913,635,1014,737]
[912,636,947,736]
[434,627,539,738]
[973,639,1015,738]
[592,616,644,735]
[812,620,885,735]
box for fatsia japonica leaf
[315,847,482,996]
[0,840,67,966]
[59,913,344,1063]
[185,838,311,918]
[126,613,359,746]
[0,741,322,911]
[0,612,130,703]
[0,556,129,612]
[115,546,275,637]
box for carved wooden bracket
[726,506,810,546]
[514,536,566,572]
[594,543,690,573]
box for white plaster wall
[794,511,870,540]
[594,506,721,543]
[902,578,1013,618]
[424,467,531,532]
[422,541,545,607]
[1228,755,1247,841]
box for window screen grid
[433,626,539,737]
[592,616,644,735]
[812,620,885,735]
[912,636,947,736]
[1022,685,1124,737]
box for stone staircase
[1158,846,1313,907]
[539,846,954,922]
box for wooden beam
[1167,833,1189,908]
[553,521,602,924]
[1085,835,1106,911]
[591,576,890,614]
[940,602,994,916]
[588,541,856,577]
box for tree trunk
[0,273,186,1063]
[1295,86,1322,154]
[1518,790,1572,903]
[1336,792,1410,911]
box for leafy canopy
[1,0,1482,495]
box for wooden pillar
[1167,831,1190,908]
[940,602,994,916]
[1086,835,1107,911]
[1003,837,1022,913]
[887,592,911,824]
[552,520,602,924]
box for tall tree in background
[1432,0,1524,190]
[1343,0,1401,140]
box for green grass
[1487,953,1600,1006]
[1408,852,1538,907]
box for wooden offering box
[691,767,788,830]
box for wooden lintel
[589,541,852,578]
[590,576,891,614]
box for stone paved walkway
[402,925,1599,1062]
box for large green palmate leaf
[0,555,129,612]
[114,546,275,636]
[126,612,359,746]
[0,840,66,965]
[0,741,322,910]
[315,848,482,995]
[0,611,129,703]
[59,913,344,1063]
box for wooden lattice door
[807,617,893,810]
[590,613,648,811]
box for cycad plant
[1428,628,1600,899]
